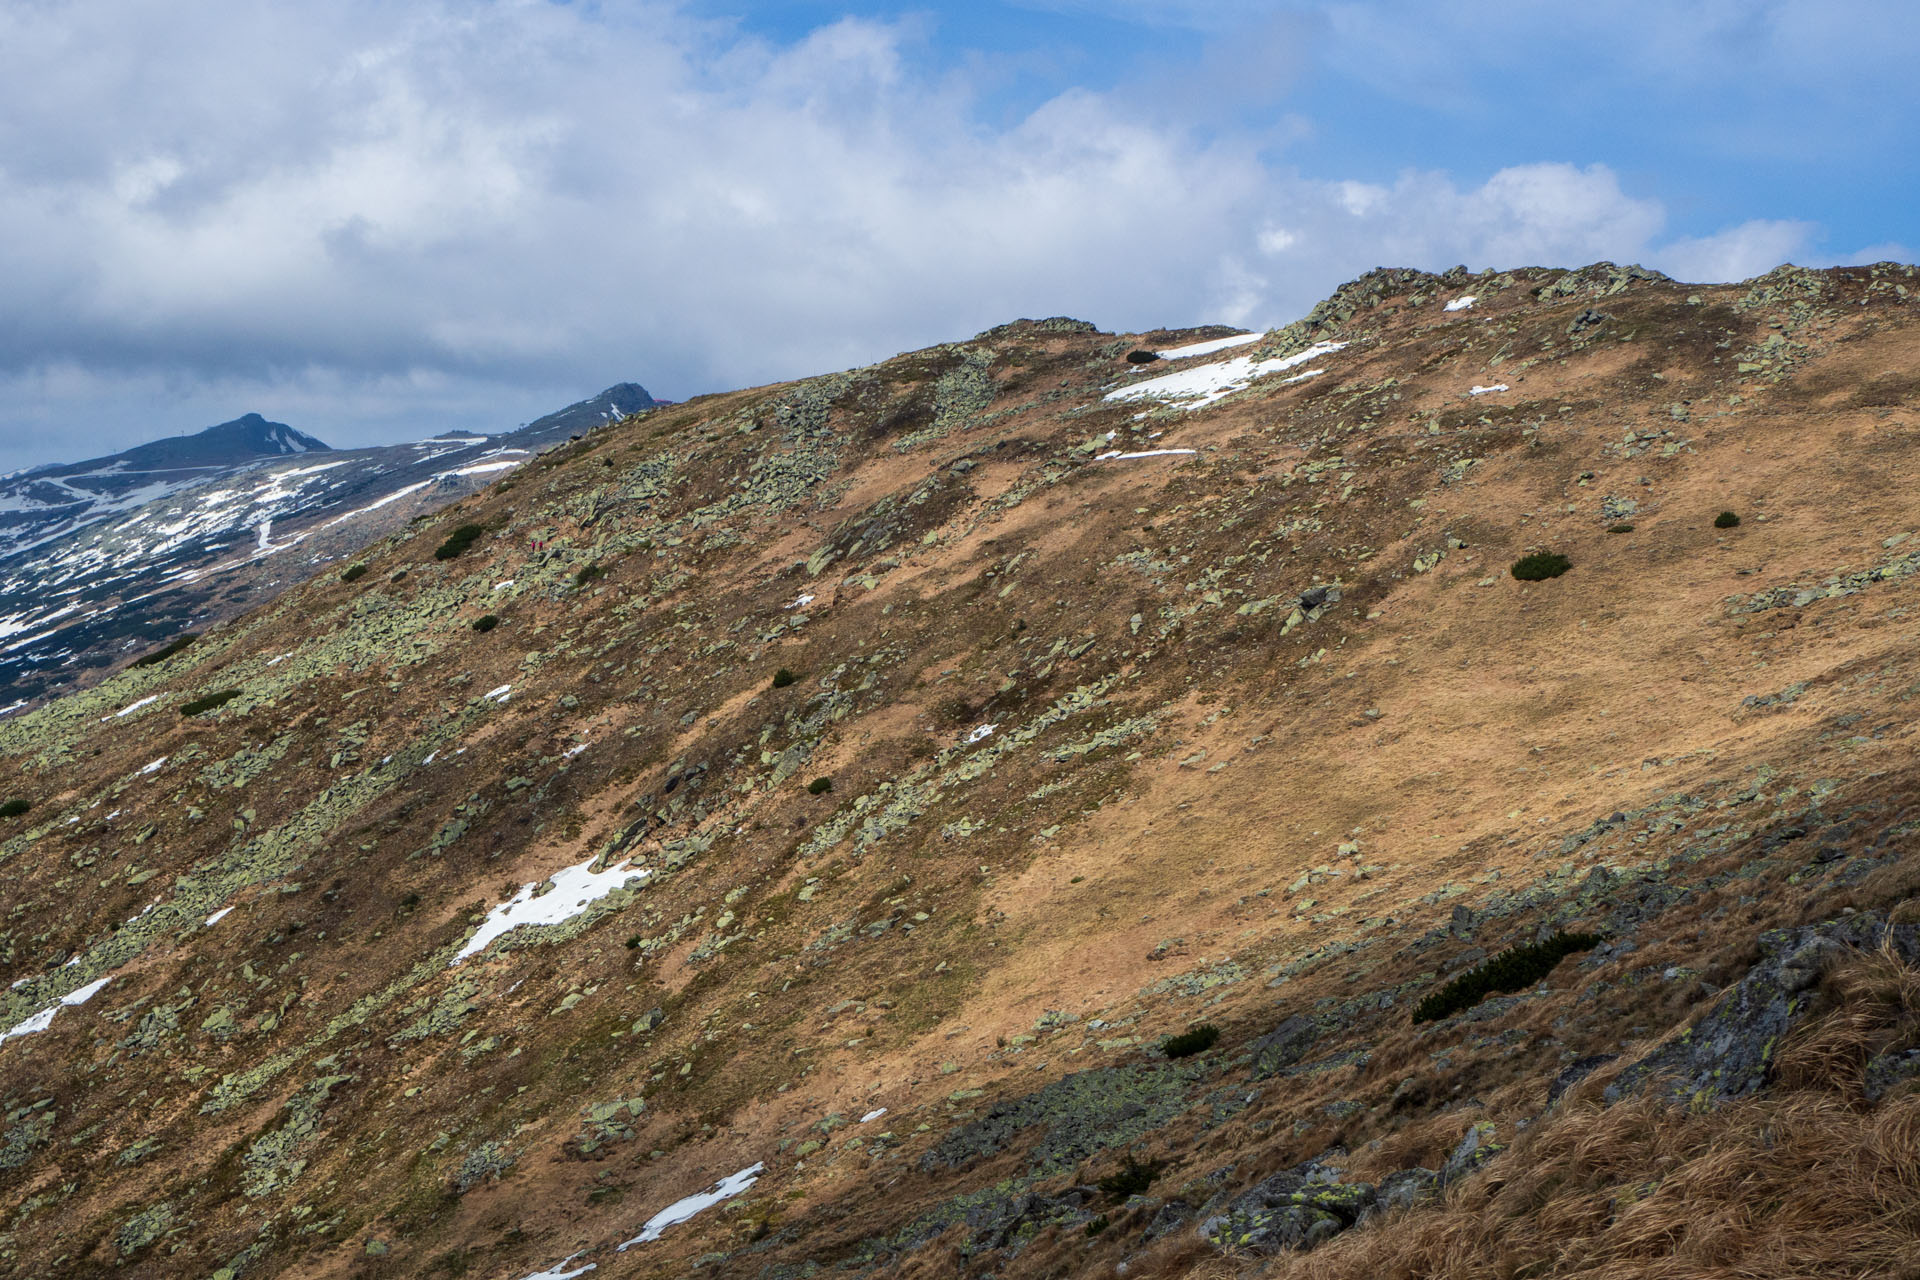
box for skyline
[0,0,1912,472]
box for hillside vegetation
[2,262,1920,1279]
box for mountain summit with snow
[69,412,333,473]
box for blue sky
[0,0,1912,471]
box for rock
[1439,1121,1501,1185]
[1863,1049,1920,1102]
[1606,913,1920,1106]
[1199,1165,1376,1255]
[1249,1015,1318,1077]
[1547,1054,1618,1104]
[1372,1167,1437,1216]
[632,1006,665,1035]
[1143,1198,1194,1241]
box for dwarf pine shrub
[771,668,797,689]
[1607,522,1635,534]
[1098,1155,1166,1201]
[1161,1024,1221,1059]
[807,776,833,795]
[133,634,199,667]
[574,563,604,588]
[0,798,29,819]
[1715,510,1742,528]
[1413,931,1604,1023]
[180,689,243,717]
[339,563,369,583]
[1511,551,1572,581]
[434,523,485,560]
[472,614,499,633]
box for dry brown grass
[1241,949,1920,1280]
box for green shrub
[339,563,369,583]
[180,689,243,717]
[472,614,500,633]
[0,798,29,819]
[1511,551,1572,581]
[132,633,199,668]
[1160,1024,1220,1059]
[771,668,797,689]
[1085,1214,1110,1237]
[807,777,833,796]
[433,523,486,560]
[1606,522,1635,534]
[1715,510,1742,529]
[1098,1155,1166,1201]
[574,563,604,588]
[1412,930,1604,1024]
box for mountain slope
[0,266,1918,1280]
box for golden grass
[1237,947,1920,1280]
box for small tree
[1715,510,1741,529]
[472,614,500,632]
[807,776,833,795]
[771,668,797,689]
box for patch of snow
[482,684,512,704]
[787,593,814,610]
[617,1164,765,1249]
[1094,448,1198,461]
[266,652,290,666]
[1444,295,1477,312]
[422,750,439,765]
[0,975,112,1047]
[320,479,433,528]
[443,459,524,478]
[103,694,159,720]
[206,906,234,926]
[138,756,167,775]
[966,724,997,744]
[518,1256,596,1280]
[861,1108,887,1123]
[450,856,651,965]
[1104,341,1348,411]
[494,580,514,591]
[1154,332,1262,360]
[1282,369,1326,385]
[563,743,589,759]
[1468,384,1510,396]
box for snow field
[450,856,652,965]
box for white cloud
[0,1,1897,471]
[1649,219,1821,283]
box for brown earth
[1,261,1919,1280]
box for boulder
[1199,1165,1376,1255]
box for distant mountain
[0,384,658,711]
[524,382,659,436]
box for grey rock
[1199,1165,1376,1255]
[1547,1054,1618,1104]
[1371,1167,1437,1217]
[1249,1015,1318,1078]
[1864,1049,1920,1103]
[1439,1121,1501,1185]
[1607,913,1920,1106]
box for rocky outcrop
[1607,914,1920,1105]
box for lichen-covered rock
[1249,1014,1318,1077]
[1607,914,1920,1106]
[1439,1121,1502,1184]
[919,1061,1208,1176]
[1199,1165,1376,1255]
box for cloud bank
[0,0,1902,469]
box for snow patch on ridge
[1105,341,1348,411]
[618,1164,766,1249]
[450,856,651,965]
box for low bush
[1606,522,1635,534]
[0,798,29,819]
[434,523,486,560]
[1161,1024,1221,1059]
[1124,349,1160,364]
[339,563,369,583]
[1511,551,1572,581]
[1413,930,1604,1023]
[807,776,833,796]
[1098,1155,1166,1201]
[472,614,500,633]
[771,668,797,689]
[132,633,199,668]
[1715,510,1742,529]
[180,689,243,717]
[574,563,604,588]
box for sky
[0,0,1914,472]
